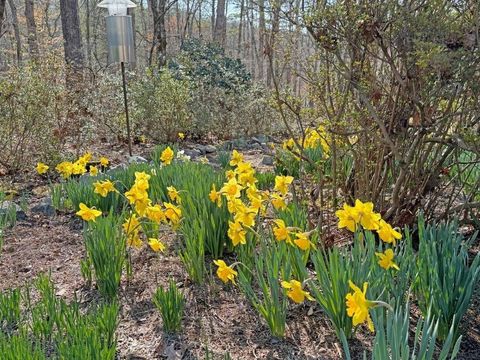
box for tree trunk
[213,0,226,47]
[257,0,265,80]
[7,0,22,64]
[211,0,215,38]
[149,0,167,68]
[0,0,6,39]
[237,0,244,57]
[25,0,39,60]
[59,0,84,89]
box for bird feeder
[98,0,136,64]
[98,0,137,156]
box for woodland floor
[1,141,479,359]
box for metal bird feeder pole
[98,0,137,156]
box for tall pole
[121,61,133,156]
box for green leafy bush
[0,63,65,172]
[131,69,191,142]
[152,279,185,334]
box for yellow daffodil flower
[294,232,313,251]
[274,175,294,195]
[273,219,292,244]
[230,150,244,167]
[220,177,243,199]
[335,203,360,232]
[167,186,181,204]
[227,198,244,214]
[72,161,87,175]
[89,166,99,176]
[93,180,116,197]
[36,162,49,175]
[164,202,182,225]
[214,260,238,284]
[271,192,287,210]
[160,146,174,165]
[148,238,166,252]
[375,248,400,270]
[76,203,102,222]
[56,161,73,179]
[346,281,375,332]
[227,220,246,246]
[225,169,236,180]
[146,204,166,223]
[354,199,381,230]
[99,156,109,167]
[234,207,256,227]
[123,214,140,235]
[178,132,185,140]
[209,184,222,207]
[281,279,314,303]
[127,230,143,248]
[377,219,402,246]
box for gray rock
[261,155,274,166]
[31,197,56,217]
[128,155,149,164]
[0,200,27,221]
[204,144,217,153]
[184,149,202,158]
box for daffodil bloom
[274,175,294,195]
[36,162,49,175]
[56,161,73,179]
[167,186,181,204]
[281,279,314,303]
[234,207,256,227]
[230,150,244,167]
[89,166,99,176]
[160,146,174,165]
[220,178,243,199]
[214,260,238,284]
[148,238,166,252]
[271,192,287,210]
[294,232,313,251]
[99,156,109,167]
[146,204,166,223]
[72,161,87,175]
[79,152,92,165]
[346,281,375,332]
[209,184,222,207]
[227,198,244,214]
[375,248,400,270]
[93,180,116,197]
[164,202,182,225]
[123,214,140,236]
[125,185,149,205]
[76,203,102,222]
[127,230,143,248]
[283,138,295,150]
[227,220,246,246]
[335,203,360,232]
[134,172,150,191]
[377,219,402,245]
[178,132,185,139]
[354,199,381,230]
[273,219,292,244]
[135,198,152,217]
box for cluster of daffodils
[36,153,110,178]
[336,199,401,331]
[121,171,182,251]
[282,126,330,157]
[336,199,401,271]
[76,147,182,254]
[211,150,315,302]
